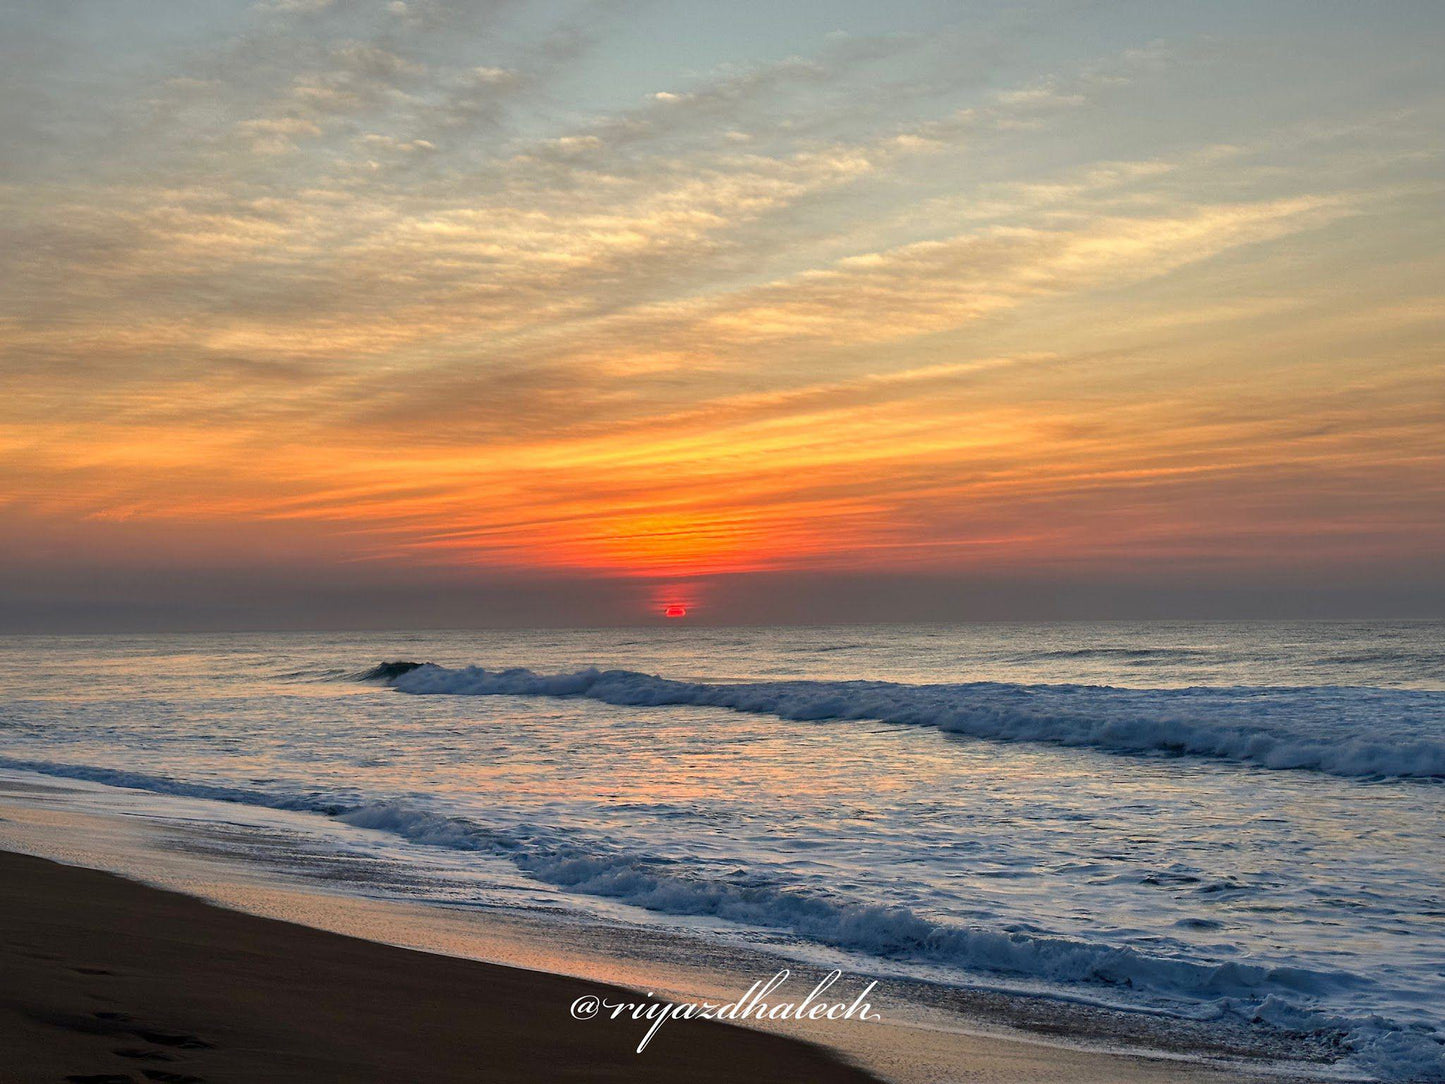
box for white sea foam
[0,754,1375,997]
[387,665,1445,780]
[335,802,1357,997]
[0,757,1359,998]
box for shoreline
[0,775,1331,1084]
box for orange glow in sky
[1,4,1442,626]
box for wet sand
[0,849,879,1083]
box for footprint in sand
[113,1047,174,1062]
[133,1030,214,1050]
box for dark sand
[0,850,879,1084]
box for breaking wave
[355,660,427,682]
[380,664,1445,781]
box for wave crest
[356,660,428,682]
[383,665,1445,780]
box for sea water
[0,622,1441,1080]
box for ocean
[1,622,1441,1081]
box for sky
[1,0,1442,630]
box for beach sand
[0,842,1310,1084]
[0,849,878,1084]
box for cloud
[2,4,1442,607]
[255,0,335,12]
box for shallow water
[0,622,1441,1080]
